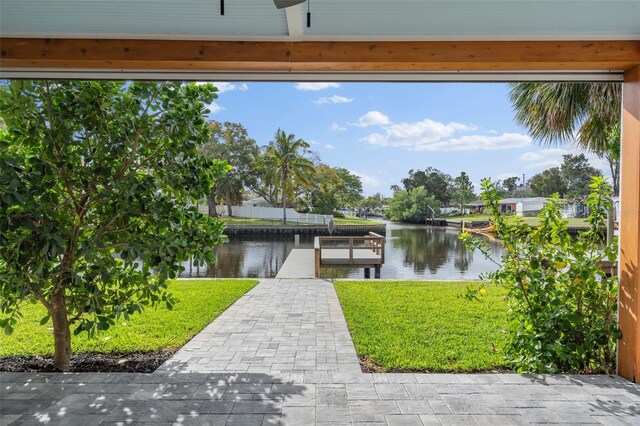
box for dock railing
[314,232,385,277]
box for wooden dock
[275,249,316,279]
[314,232,385,278]
[275,232,386,279]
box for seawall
[224,224,387,236]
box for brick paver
[160,279,360,376]
[2,279,639,425]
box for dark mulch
[0,350,175,373]
[358,355,512,374]
[358,355,385,373]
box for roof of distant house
[242,196,272,205]
[499,197,550,204]
[469,197,551,207]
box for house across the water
[469,197,551,217]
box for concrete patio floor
[2,279,639,425]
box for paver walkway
[2,279,640,425]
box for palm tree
[263,129,315,223]
[509,83,621,194]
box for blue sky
[205,82,606,196]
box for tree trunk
[608,158,620,196]
[225,191,233,217]
[207,194,217,217]
[282,172,287,223]
[50,288,72,371]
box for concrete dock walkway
[2,279,639,425]
[275,250,317,279]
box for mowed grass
[222,216,383,226]
[0,279,258,357]
[222,217,321,226]
[334,280,509,372]
[445,214,588,228]
[333,216,384,226]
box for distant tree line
[385,153,605,224]
[199,121,364,220]
[386,169,475,223]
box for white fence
[214,205,333,224]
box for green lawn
[0,279,258,357]
[334,280,509,372]
[445,214,588,228]
[223,217,321,226]
[334,216,384,226]
[222,216,383,226]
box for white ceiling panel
[0,0,289,38]
[0,0,638,40]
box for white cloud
[520,148,572,169]
[330,122,347,132]
[521,148,609,173]
[314,95,353,105]
[412,133,531,152]
[197,82,249,93]
[353,111,391,128]
[325,144,336,150]
[360,117,476,149]
[294,82,340,91]
[494,172,522,181]
[349,170,382,187]
[357,114,530,152]
[206,102,225,114]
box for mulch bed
[359,355,386,373]
[0,350,175,373]
[358,355,512,374]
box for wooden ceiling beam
[1,38,639,72]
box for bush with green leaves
[461,176,618,374]
[386,186,440,224]
[0,81,229,371]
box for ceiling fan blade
[273,0,307,10]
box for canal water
[182,222,504,280]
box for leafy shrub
[386,186,440,223]
[332,211,346,218]
[461,176,618,374]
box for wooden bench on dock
[314,232,385,278]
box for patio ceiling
[1,0,639,80]
[1,0,639,41]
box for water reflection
[181,222,503,280]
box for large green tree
[527,154,600,198]
[529,167,567,198]
[308,164,342,215]
[262,129,315,222]
[509,82,621,194]
[199,121,260,216]
[561,153,602,198]
[0,81,228,371]
[386,186,440,224]
[334,168,364,209]
[451,172,475,214]
[359,193,386,211]
[399,168,452,206]
[308,165,363,215]
[502,176,520,195]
